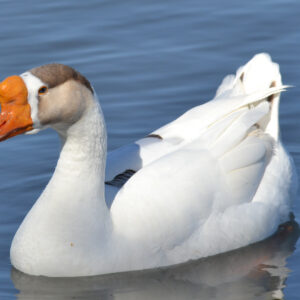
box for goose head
[0,64,96,141]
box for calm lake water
[1,0,300,299]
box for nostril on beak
[0,120,7,128]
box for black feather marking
[147,134,163,140]
[105,169,136,188]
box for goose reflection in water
[11,220,299,300]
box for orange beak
[0,75,33,141]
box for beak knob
[0,75,33,141]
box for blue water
[1,0,300,298]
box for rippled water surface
[1,0,300,298]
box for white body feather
[10,54,297,277]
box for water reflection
[12,220,299,300]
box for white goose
[0,53,297,277]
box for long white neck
[11,97,113,276]
[47,99,109,223]
[52,99,107,209]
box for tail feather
[213,53,285,141]
[154,53,285,144]
[215,53,282,98]
[210,101,270,157]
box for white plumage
[7,53,297,277]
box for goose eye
[38,86,48,95]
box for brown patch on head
[30,64,93,94]
[38,80,91,126]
